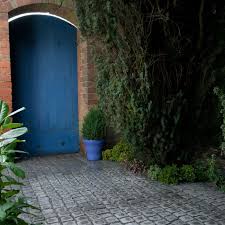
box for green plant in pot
[82,106,106,160]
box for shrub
[146,157,225,191]
[193,155,225,192]
[102,140,134,162]
[216,175,225,192]
[147,165,162,181]
[158,165,180,185]
[112,140,134,162]
[0,100,37,224]
[194,161,209,182]
[102,149,112,160]
[180,165,196,182]
[206,154,219,182]
[82,107,106,140]
[214,87,225,156]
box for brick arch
[8,2,78,26]
[0,0,97,127]
[0,0,75,13]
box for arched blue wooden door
[9,15,79,155]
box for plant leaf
[0,201,14,212]
[2,190,20,198]
[0,127,28,140]
[2,150,28,155]
[0,181,23,188]
[0,100,9,125]
[0,138,17,148]
[0,209,6,221]
[6,107,26,118]
[2,123,23,130]
[0,155,8,163]
[4,162,25,179]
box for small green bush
[158,165,180,185]
[214,87,225,156]
[145,158,225,193]
[102,149,112,160]
[206,154,218,182]
[180,165,196,182]
[112,141,134,162]
[147,165,162,181]
[146,156,225,191]
[194,161,209,182]
[193,155,225,192]
[82,107,106,140]
[102,140,134,162]
[216,175,225,192]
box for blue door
[9,15,79,155]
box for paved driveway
[18,154,225,225]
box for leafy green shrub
[193,161,209,182]
[180,165,196,182]
[82,107,106,140]
[206,154,218,182]
[158,165,180,185]
[0,100,37,224]
[214,87,225,156]
[147,165,162,181]
[112,140,134,162]
[148,164,195,184]
[205,155,225,192]
[102,149,112,160]
[193,155,225,192]
[102,140,134,162]
[193,156,220,183]
[216,174,225,192]
[146,157,225,190]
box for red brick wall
[0,12,11,108]
[0,0,97,124]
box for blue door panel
[9,15,79,155]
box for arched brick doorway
[0,1,97,125]
[0,0,98,154]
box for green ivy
[214,87,225,156]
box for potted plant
[82,106,106,160]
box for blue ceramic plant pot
[83,139,104,161]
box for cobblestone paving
[18,154,225,225]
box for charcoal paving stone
[120,217,134,223]
[63,222,77,225]
[17,154,225,225]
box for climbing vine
[214,87,225,156]
[75,0,225,165]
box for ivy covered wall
[75,0,225,165]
